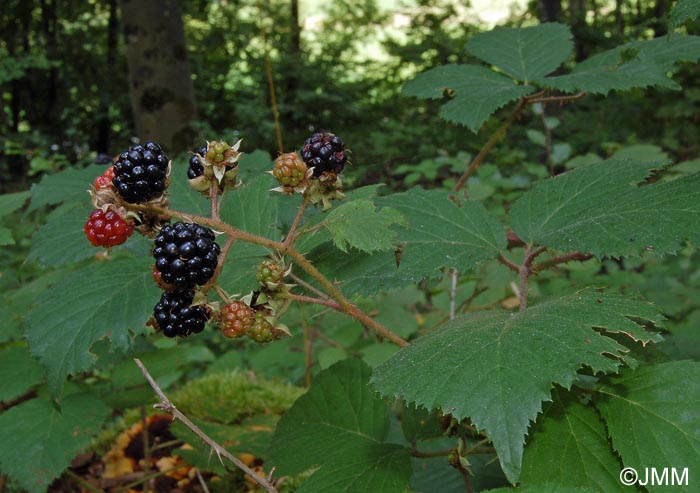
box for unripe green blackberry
[220,301,255,339]
[256,260,285,287]
[273,153,308,188]
[206,141,230,163]
[249,312,283,343]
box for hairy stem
[287,292,343,310]
[283,195,309,248]
[527,92,586,104]
[134,359,278,493]
[286,247,409,347]
[289,272,330,300]
[535,251,593,271]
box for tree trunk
[119,0,197,152]
[97,0,119,153]
[537,0,562,22]
[40,0,58,130]
[652,0,668,37]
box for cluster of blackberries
[151,222,220,338]
[153,290,209,338]
[187,145,208,179]
[113,141,169,203]
[300,133,348,177]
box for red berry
[84,209,134,247]
[220,301,255,339]
[273,153,308,188]
[93,166,115,190]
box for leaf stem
[535,251,593,271]
[453,97,528,193]
[285,247,409,347]
[526,92,586,104]
[134,359,279,493]
[283,195,309,248]
[288,272,330,300]
[287,292,343,310]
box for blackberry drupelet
[112,141,169,203]
[187,145,208,179]
[300,132,347,177]
[153,290,209,338]
[152,222,221,289]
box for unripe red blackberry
[152,222,220,289]
[93,166,115,190]
[84,209,134,247]
[300,133,348,177]
[153,290,210,338]
[256,260,285,287]
[249,311,283,343]
[220,301,255,339]
[273,153,308,188]
[112,141,169,203]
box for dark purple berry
[300,133,348,177]
[112,141,169,203]
[153,222,220,289]
[153,290,210,338]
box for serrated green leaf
[521,390,624,492]
[467,23,573,83]
[307,189,507,296]
[219,174,286,239]
[168,157,215,215]
[325,199,407,253]
[26,203,96,266]
[214,175,295,293]
[379,188,507,278]
[403,64,534,132]
[307,247,404,296]
[237,149,273,182]
[371,291,663,483]
[27,166,96,212]
[510,159,700,257]
[25,257,160,392]
[268,358,412,493]
[595,361,700,492]
[540,35,700,94]
[0,346,45,402]
[0,392,109,493]
[670,0,700,30]
[0,191,30,216]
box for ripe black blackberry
[113,141,169,203]
[300,132,348,177]
[153,290,210,338]
[187,145,208,179]
[153,222,221,289]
